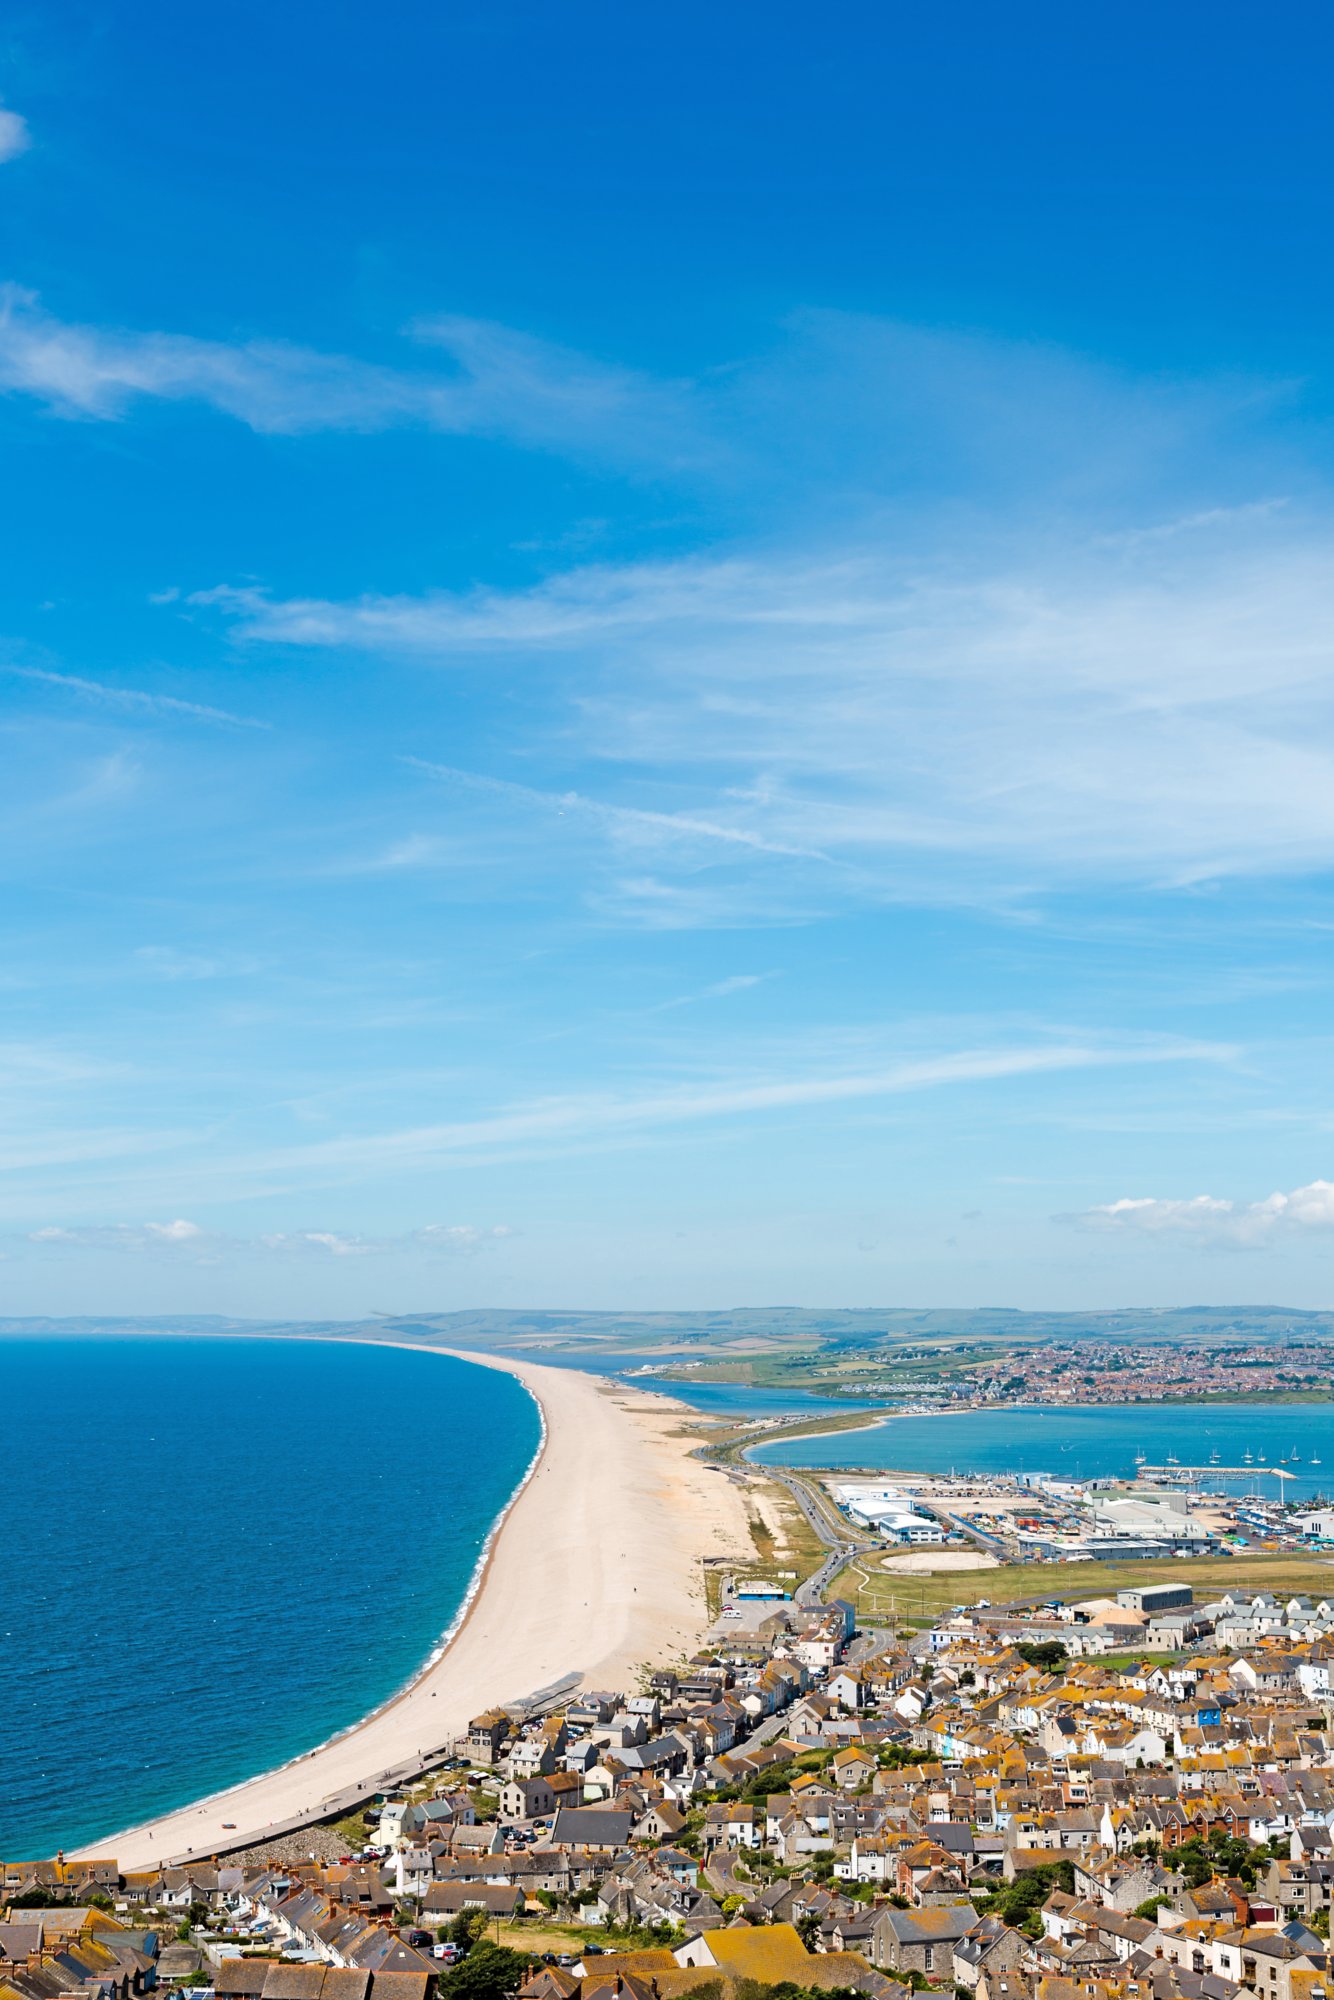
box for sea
[0,1336,540,1858]
[751,1399,1334,1503]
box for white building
[832,1483,943,1544]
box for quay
[1138,1461,1303,1478]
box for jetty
[1138,1462,1303,1480]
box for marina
[753,1399,1334,1503]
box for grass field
[1091,1653,1188,1670]
[831,1549,1334,1629]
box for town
[15,1563,1334,2000]
[652,1338,1334,1416]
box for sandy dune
[75,1347,750,1869]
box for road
[703,1846,757,1900]
[762,1466,875,1604]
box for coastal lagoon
[752,1399,1334,1502]
[648,1381,875,1417]
[0,1337,539,1856]
[502,1346,873,1418]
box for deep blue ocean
[0,1337,539,1858]
[752,1399,1334,1502]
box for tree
[981,1860,1075,1936]
[795,1913,822,1950]
[444,1941,534,2000]
[447,1910,488,1955]
[1015,1641,1068,1672]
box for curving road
[761,1466,875,1603]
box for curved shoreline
[73,1339,752,1869]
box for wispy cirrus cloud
[4,664,268,729]
[1072,1179,1334,1247]
[133,945,260,981]
[405,758,827,861]
[244,1036,1228,1179]
[197,512,1334,901]
[0,288,700,465]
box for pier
[1137,1462,1308,1479]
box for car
[405,1931,433,1950]
[541,1955,558,1966]
[584,1947,605,1956]
[222,1821,237,1829]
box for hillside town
[961,1345,1334,1408]
[739,1341,1334,1411]
[16,1580,1334,2000]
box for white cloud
[0,288,697,463]
[406,758,826,861]
[258,1224,513,1257]
[260,1229,372,1257]
[1075,1179,1334,1246]
[27,300,1334,912]
[28,1218,205,1251]
[196,517,1334,900]
[5,664,267,729]
[0,108,29,164]
[650,973,771,1013]
[412,1223,515,1253]
[23,1219,514,1258]
[246,1037,1227,1178]
[702,974,768,997]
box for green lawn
[830,1549,1334,1628]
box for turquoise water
[0,1336,539,1858]
[751,1399,1334,1502]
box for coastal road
[761,1467,874,1604]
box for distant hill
[5,1305,1333,1356]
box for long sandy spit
[74,1346,751,1871]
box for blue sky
[5,2,1334,1314]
